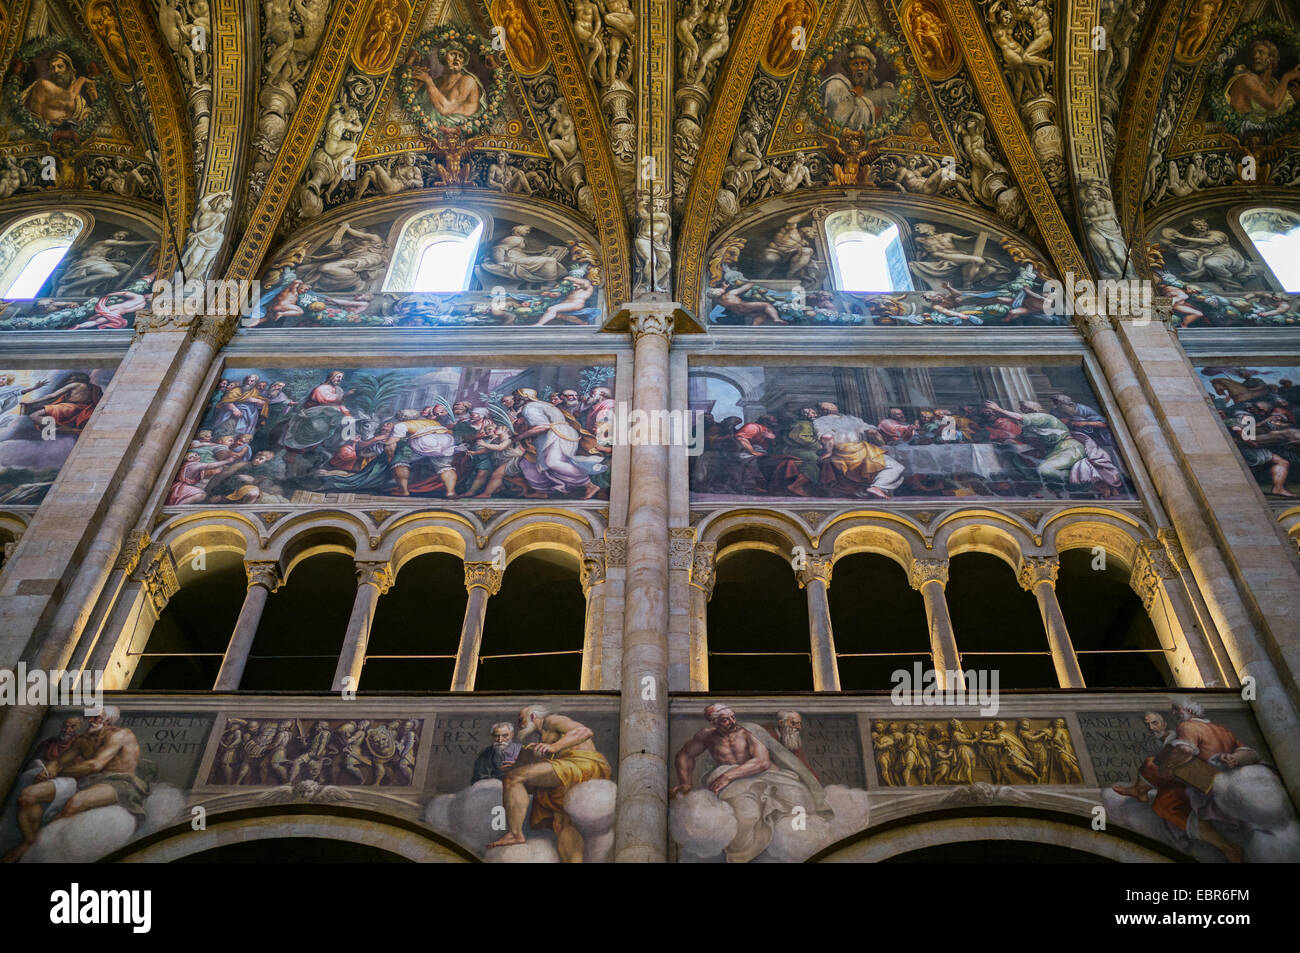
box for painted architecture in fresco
[2,0,1300,869]
[0,368,112,503]
[690,364,1133,501]
[167,365,614,504]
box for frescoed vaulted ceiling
[0,0,1295,300]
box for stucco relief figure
[820,44,899,132]
[1079,183,1130,278]
[22,51,97,126]
[573,0,606,83]
[689,0,731,86]
[722,114,768,198]
[987,3,1049,100]
[179,191,233,282]
[1160,219,1254,289]
[671,704,831,863]
[487,706,612,863]
[546,99,580,164]
[480,225,569,285]
[354,154,424,197]
[487,151,545,194]
[1225,37,1300,120]
[297,77,373,216]
[409,42,484,117]
[634,190,672,292]
[676,0,706,81]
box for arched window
[824,209,913,292]
[1241,208,1300,292]
[0,211,88,299]
[383,208,485,293]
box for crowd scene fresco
[690,364,1135,501]
[0,368,112,503]
[1202,365,1300,497]
[704,207,1067,327]
[166,364,614,505]
[242,209,604,328]
[208,718,422,788]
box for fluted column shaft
[908,559,962,688]
[687,542,715,691]
[796,555,839,691]
[214,561,282,691]
[615,307,673,863]
[580,544,607,690]
[451,561,503,691]
[331,562,394,692]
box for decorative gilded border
[527,0,632,304]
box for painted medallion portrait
[396,25,506,139]
[805,26,915,141]
[1209,20,1300,136]
[2,37,108,143]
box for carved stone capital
[355,561,394,594]
[627,308,675,345]
[134,544,179,614]
[245,560,282,592]
[580,539,606,592]
[605,528,628,568]
[1018,555,1059,591]
[463,561,503,595]
[114,529,151,574]
[1072,311,1112,342]
[191,315,239,352]
[908,558,949,590]
[690,541,717,598]
[1130,538,1177,611]
[1156,528,1189,574]
[669,527,696,571]
[795,553,833,588]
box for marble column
[70,529,151,673]
[796,554,840,691]
[907,558,962,687]
[1080,311,1300,796]
[1018,556,1085,688]
[213,561,283,691]
[0,324,222,798]
[615,305,673,863]
[687,542,716,691]
[580,541,607,690]
[88,543,180,689]
[451,561,503,691]
[333,562,394,692]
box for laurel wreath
[804,26,915,142]
[3,36,109,141]
[1207,19,1300,139]
[395,25,505,141]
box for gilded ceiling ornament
[84,0,132,82]
[352,0,412,75]
[490,0,549,75]
[759,0,817,78]
[900,0,961,81]
[3,36,109,146]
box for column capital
[244,560,282,592]
[355,561,394,594]
[1071,312,1112,343]
[795,553,833,588]
[1156,527,1190,574]
[1018,555,1060,590]
[604,528,628,568]
[580,539,606,593]
[463,561,503,595]
[605,300,704,341]
[908,557,949,590]
[690,540,717,599]
[669,527,696,571]
[1130,537,1178,610]
[134,543,179,615]
[113,529,152,574]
